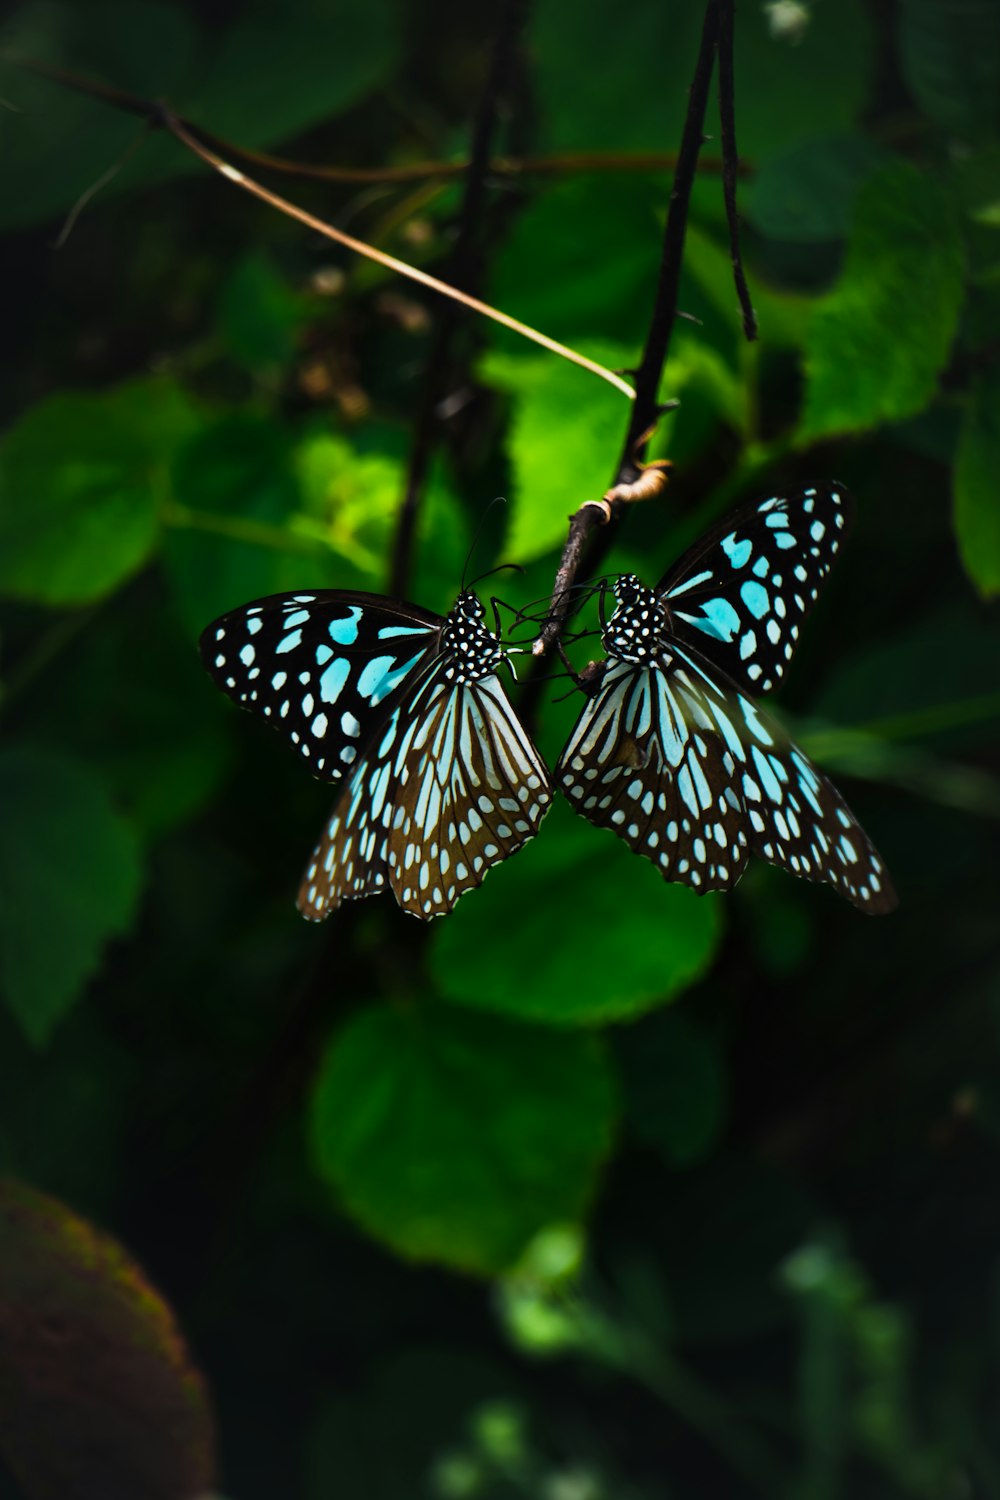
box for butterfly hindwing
[299,672,552,920]
[199,590,440,783]
[558,642,894,913]
[559,657,751,894]
[658,483,853,695]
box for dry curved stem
[4,54,635,402]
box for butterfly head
[441,590,505,682]
[603,574,669,663]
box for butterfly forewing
[200,591,440,782]
[658,484,853,695]
[202,586,554,922]
[299,673,552,920]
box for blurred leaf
[311,1002,616,1274]
[799,164,964,441]
[0,749,141,1047]
[617,1009,728,1167]
[899,0,1000,140]
[482,344,634,562]
[0,1177,215,1500]
[19,594,231,838]
[197,0,401,146]
[489,177,660,345]
[815,603,1000,753]
[307,1351,517,1500]
[954,367,1000,598]
[0,379,198,606]
[0,0,400,229]
[217,252,306,373]
[746,134,893,243]
[430,801,724,1026]
[0,2,203,230]
[163,412,332,633]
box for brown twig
[531,0,759,664]
[530,2,723,661]
[390,0,527,599]
[4,55,743,184]
[717,0,758,341]
[4,54,634,401]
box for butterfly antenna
[461,496,508,592]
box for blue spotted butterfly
[557,484,896,913]
[201,590,551,920]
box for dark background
[0,1,999,1496]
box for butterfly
[200,588,552,920]
[556,483,897,913]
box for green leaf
[746,135,893,243]
[311,1002,616,1274]
[217,252,306,373]
[0,1177,216,1499]
[430,801,724,1026]
[482,344,634,562]
[799,164,964,441]
[899,0,1000,140]
[954,368,1000,598]
[0,378,198,606]
[617,1009,727,1167]
[0,749,141,1047]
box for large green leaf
[482,345,634,563]
[0,378,198,606]
[954,367,1000,599]
[0,749,141,1047]
[799,164,964,441]
[311,1002,616,1274]
[0,1177,216,1500]
[429,801,724,1026]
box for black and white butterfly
[201,589,551,920]
[556,484,896,913]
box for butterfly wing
[557,643,896,914]
[658,484,853,695]
[299,671,552,921]
[200,590,441,782]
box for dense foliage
[0,0,998,1495]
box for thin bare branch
[390,0,528,598]
[716,0,758,341]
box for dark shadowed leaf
[617,1009,728,1166]
[311,1002,616,1274]
[799,164,964,441]
[0,750,141,1047]
[430,801,724,1026]
[899,0,1000,139]
[0,1177,215,1500]
[0,0,400,229]
[954,367,1000,599]
[0,379,198,606]
[746,135,893,243]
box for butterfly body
[557,486,896,914]
[202,588,551,921]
